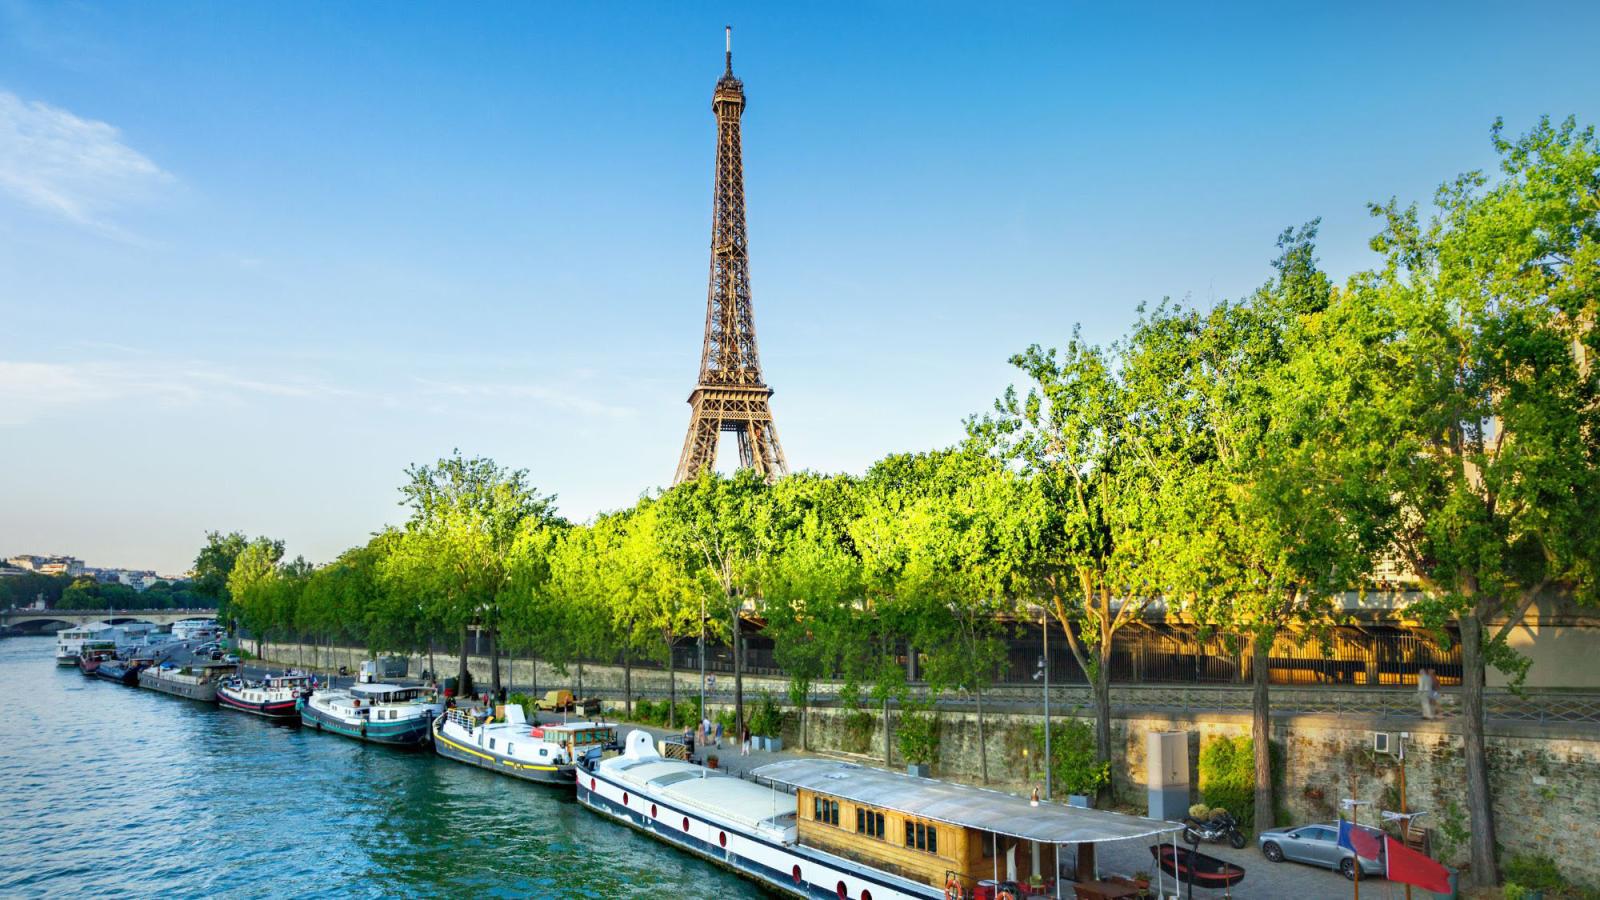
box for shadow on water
[0,637,771,899]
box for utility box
[1147,731,1190,821]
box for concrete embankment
[258,639,1600,885]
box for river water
[0,637,765,899]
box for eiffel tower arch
[673,28,789,485]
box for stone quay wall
[259,641,1600,886]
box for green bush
[749,691,784,737]
[508,692,534,719]
[844,709,876,754]
[1197,735,1284,835]
[1034,717,1110,798]
[1503,853,1566,892]
[897,704,941,767]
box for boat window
[507,744,515,755]
[855,807,885,840]
[812,797,839,827]
[905,821,937,854]
[489,739,496,750]
[539,749,548,757]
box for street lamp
[1033,612,1051,801]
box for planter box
[1068,794,1093,808]
[763,736,782,752]
[907,763,931,778]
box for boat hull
[95,664,142,685]
[139,670,221,702]
[577,768,938,900]
[217,689,301,720]
[301,702,432,748]
[431,718,574,784]
[55,654,79,667]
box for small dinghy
[1150,843,1247,894]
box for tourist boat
[432,705,616,784]
[300,682,441,747]
[170,617,223,642]
[76,644,118,676]
[1150,844,1247,892]
[140,662,236,702]
[56,623,118,665]
[579,733,1186,900]
[216,672,310,720]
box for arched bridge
[1,608,219,634]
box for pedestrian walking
[715,720,723,748]
[1418,667,1437,719]
[740,723,750,757]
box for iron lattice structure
[673,31,789,484]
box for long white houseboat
[300,682,441,747]
[55,621,177,665]
[580,731,1185,900]
[170,617,223,641]
[432,705,615,784]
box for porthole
[682,816,691,832]
[623,792,630,806]
[836,881,847,899]
[590,777,596,790]
[862,892,872,900]
[651,804,658,818]
[719,831,727,848]
[792,865,802,884]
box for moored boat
[57,624,116,665]
[300,682,441,747]
[216,672,310,720]
[76,644,118,676]
[581,732,1187,900]
[95,656,152,685]
[432,705,615,784]
[140,662,235,702]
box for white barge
[432,705,615,784]
[579,731,1186,900]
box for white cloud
[0,89,170,235]
[0,358,636,425]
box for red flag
[1385,834,1451,894]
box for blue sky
[3,2,1598,574]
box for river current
[0,637,765,899]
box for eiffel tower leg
[674,406,722,484]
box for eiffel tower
[673,27,789,485]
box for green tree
[972,334,1168,799]
[383,451,562,697]
[658,467,772,735]
[226,536,286,654]
[1307,118,1600,885]
[192,530,249,623]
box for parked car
[1258,823,1385,880]
[534,689,576,712]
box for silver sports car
[1257,823,1385,880]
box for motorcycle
[1182,810,1247,849]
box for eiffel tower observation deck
[673,27,789,485]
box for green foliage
[843,709,876,754]
[192,530,249,617]
[508,692,535,719]
[0,572,72,608]
[896,702,941,767]
[1503,853,1566,892]
[1034,716,1110,798]
[748,691,784,737]
[1197,735,1283,834]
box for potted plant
[706,753,719,770]
[897,703,940,778]
[1044,717,1110,807]
[750,691,784,751]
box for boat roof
[540,721,615,733]
[608,756,795,831]
[351,682,422,695]
[751,758,1184,845]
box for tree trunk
[883,694,892,765]
[488,627,501,697]
[1252,632,1274,835]
[623,649,633,716]
[732,608,745,735]
[667,638,678,729]
[577,657,584,699]
[1460,613,1499,886]
[976,685,989,784]
[1092,647,1113,805]
[801,701,809,751]
[456,626,470,695]
[531,654,538,696]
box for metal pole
[1399,736,1411,900]
[699,592,706,744]
[1043,613,1052,801]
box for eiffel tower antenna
[673,27,789,485]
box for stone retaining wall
[259,641,1600,886]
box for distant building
[7,555,85,577]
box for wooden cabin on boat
[753,758,1185,899]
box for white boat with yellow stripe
[431,704,616,785]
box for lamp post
[1034,611,1052,801]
